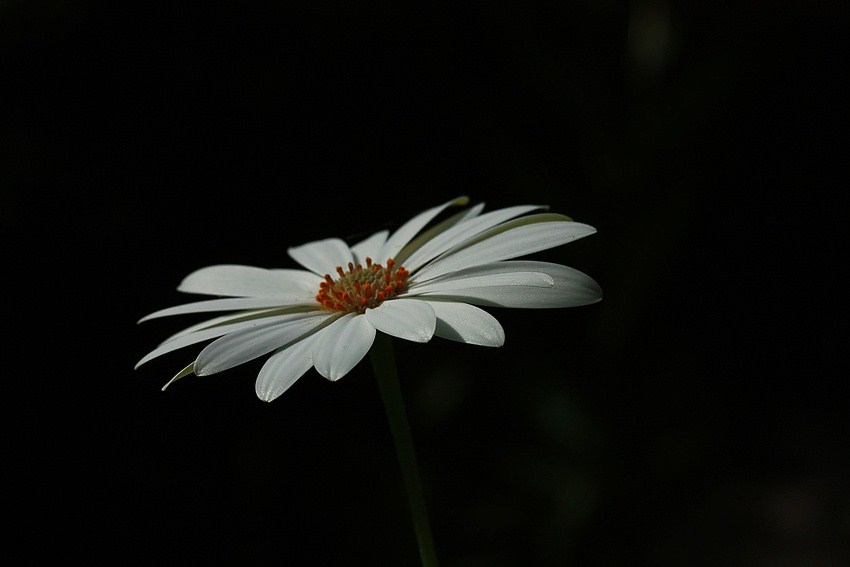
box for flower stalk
[370,332,439,567]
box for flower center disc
[316,258,409,313]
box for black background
[2,2,847,565]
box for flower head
[136,196,602,401]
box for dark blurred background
[2,1,847,565]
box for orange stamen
[315,257,409,314]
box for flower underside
[316,257,409,313]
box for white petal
[414,261,602,308]
[364,299,436,343]
[351,230,389,264]
[255,332,321,402]
[312,314,376,381]
[161,308,285,342]
[408,270,554,295]
[194,312,335,376]
[136,312,319,369]
[413,215,595,282]
[178,265,320,297]
[138,298,318,322]
[161,362,195,391]
[394,202,485,265]
[287,238,354,276]
[421,300,505,347]
[378,196,469,260]
[403,204,546,272]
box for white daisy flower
[136,196,602,401]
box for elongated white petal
[351,230,389,264]
[408,271,554,295]
[394,202,485,265]
[463,203,486,220]
[161,308,288,342]
[255,332,322,402]
[161,362,195,391]
[364,299,436,343]
[287,238,354,276]
[178,265,320,297]
[138,324,242,369]
[421,300,505,347]
[414,216,595,282]
[194,312,335,376]
[136,312,321,369]
[138,298,318,322]
[312,314,376,381]
[414,261,602,308]
[403,205,546,272]
[378,195,469,260]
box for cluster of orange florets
[316,258,410,313]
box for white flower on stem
[136,196,602,401]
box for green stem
[370,332,439,567]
